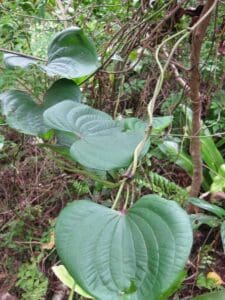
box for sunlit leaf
[52,265,93,299]
[206,272,224,285]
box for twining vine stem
[112,0,218,210]
[68,282,75,300]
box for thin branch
[163,48,190,93]
[0,48,46,62]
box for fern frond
[135,171,188,205]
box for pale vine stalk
[112,179,126,210]
[112,1,218,209]
[123,184,130,211]
[69,283,75,300]
[131,29,188,177]
[131,0,218,177]
[112,30,187,209]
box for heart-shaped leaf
[44,100,117,136]
[70,130,148,170]
[0,79,80,136]
[44,100,150,170]
[43,27,99,78]
[4,28,100,79]
[55,195,193,300]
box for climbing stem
[112,179,126,210]
[131,1,218,178]
[131,29,188,177]
[69,283,75,300]
[112,2,218,209]
[123,184,130,211]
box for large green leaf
[44,100,149,170]
[44,78,81,105]
[4,27,99,79]
[0,79,80,136]
[44,100,119,136]
[43,27,99,78]
[44,100,120,137]
[70,130,148,170]
[55,195,193,300]
[193,291,225,300]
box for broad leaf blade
[43,27,99,78]
[55,195,193,300]
[0,80,80,136]
[44,100,148,170]
[43,100,119,137]
[0,91,48,135]
[70,131,150,170]
[45,78,81,106]
[43,100,81,133]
